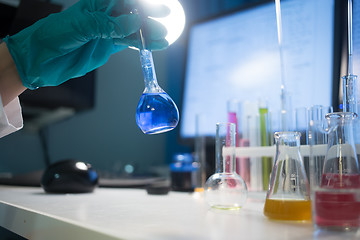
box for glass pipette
[348,0,354,76]
[275,0,290,131]
[342,0,358,113]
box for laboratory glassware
[263,132,311,221]
[309,105,333,146]
[239,138,251,190]
[342,75,358,113]
[310,112,360,231]
[135,33,179,134]
[204,123,247,210]
[243,101,262,191]
[133,0,185,134]
[227,100,250,187]
[342,0,359,114]
[259,105,273,191]
[194,114,207,192]
[295,107,309,144]
[295,107,310,179]
[227,99,240,141]
[274,0,293,132]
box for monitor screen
[353,0,360,76]
[180,0,335,140]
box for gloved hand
[3,0,169,90]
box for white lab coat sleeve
[0,97,23,138]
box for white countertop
[0,186,358,240]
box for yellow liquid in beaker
[263,199,312,221]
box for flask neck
[139,49,163,94]
[275,132,301,147]
[215,123,237,174]
[275,132,301,158]
[216,147,236,174]
[324,113,359,174]
[222,156,235,173]
[326,112,357,147]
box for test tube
[243,101,262,191]
[194,114,206,191]
[227,99,240,141]
[259,102,273,191]
[295,107,309,145]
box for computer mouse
[41,159,98,194]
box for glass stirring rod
[135,25,179,134]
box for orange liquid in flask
[263,199,312,221]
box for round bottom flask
[204,123,247,210]
[136,91,179,134]
[136,49,179,134]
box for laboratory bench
[0,185,359,240]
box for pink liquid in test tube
[228,111,250,188]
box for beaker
[204,123,247,210]
[263,132,311,221]
[310,112,360,231]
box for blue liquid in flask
[136,92,179,134]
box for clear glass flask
[135,30,179,134]
[310,112,360,231]
[263,132,311,221]
[204,123,248,210]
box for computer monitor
[180,0,338,142]
[351,0,360,76]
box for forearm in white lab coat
[0,97,23,138]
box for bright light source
[141,0,185,45]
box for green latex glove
[3,0,169,90]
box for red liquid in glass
[315,173,360,228]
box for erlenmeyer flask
[204,123,247,210]
[312,112,360,230]
[323,112,359,178]
[135,32,179,134]
[263,132,311,221]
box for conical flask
[204,123,247,210]
[263,132,311,221]
[311,112,360,230]
[323,112,359,180]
